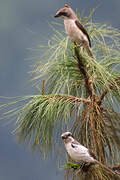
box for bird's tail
[84,44,94,59]
[95,160,118,176]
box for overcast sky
[0,0,120,180]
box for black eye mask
[54,11,70,18]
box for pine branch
[53,95,91,104]
[74,44,95,98]
[65,161,120,179]
[0,94,91,152]
[98,89,108,105]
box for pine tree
[1,9,120,180]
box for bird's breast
[64,19,88,44]
[65,142,95,163]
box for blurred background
[0,0,119,179]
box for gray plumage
[54,4,93,58]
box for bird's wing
[71,140,80,149]
[71,141,92,155]
[71,141,87,151]
[75,20,91,47]
[71,143,78,148]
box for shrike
[61,132,96,163]
[54,4,93,58]
[61,132,116,174]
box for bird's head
[54,4,77,20]
[61,132,74,143]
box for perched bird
[61,132,96,163]
[54,4,93,58]
[61,132,116,174]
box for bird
[61,132,116,175]
[54,4,94,58]
[61,132,96,163]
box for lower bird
[61,132,116,175]
[61,132,96,163]
[54,4,94,58]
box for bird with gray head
[54,4,94,58]
[61,132,117,174]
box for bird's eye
[68,133,71,137]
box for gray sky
[0,0,120,179]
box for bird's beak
[54,13,60,18]
[54,11,62,18]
